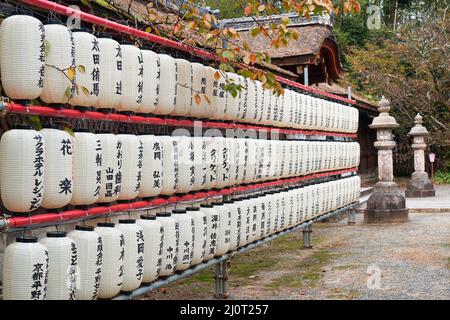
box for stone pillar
[364,97,409,223]
[405,114,435,197]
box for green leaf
[28,115,42,131]
[81,0,90,7]
[250,27,260,37]
[44,39,51,57]
[64,87,71,99]
[222,50,235,60]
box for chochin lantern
[160,136,179,195]
[39,231,77,300]
[152,54,176,115]
[185,207,207,265]
[40,24,75,104]
[171,58,192,117]
[138,49,159,114]
[70,31,101,108]
[212,202,231,256]
[172,209,194,271]
[189,63,208,119]
[95,36,122,110]
[139,135,163,198]
[199,204,220,261]
[2,236,48,300]
[117,134,142,201]
[70,131,102,206]
[118,45,143,112]
[94,223,124,299]
[191,137,207,191]
[0,127,45,213]
[40,127,73,209]
[0,15,45,99]
[116,220,144,292]
[96,133,121,203]
[175,136,194,194]
[156,212,179,276]
[68,226,103,300]
[137,214,163,283]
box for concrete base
[364,182,409,224]
[405,172,435,198]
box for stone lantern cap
[369,96,399,129]
[408,113,429,136]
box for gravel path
[229,212,450,300]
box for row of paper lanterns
[0,127,360,213]
[0,15,358,133]
[2,175,360,300]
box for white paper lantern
[234,138,246,185]
[171,58,192,117]
[204,137,219,190]
[185,207,207,265]
[117,135,142,201]
[153,54,176,115]
[118,45,143,112]
[192,137,207,191]
[68,226,103,300]
[223,200,240,251]
[0,128,45,212]
[215,137,231,189]
[96,134,121,203]
[212,202,231,256]
[94,223,124,299]
[70,31,101,107]
[243,139,258,183]
[210,69,229,120]
[244,79,258,123]
[236,76,249,121]
[40,24,75,104]
[0,15,45,99]
[200,204,220,261]
[40,231,77,300]
[160,136,179,195]
[189,63,210,119]
[261,88,272,126]
[2,236,48,300]
[226,138,236,187]
[115,220,144,292]
[139,135,163,198]
[138,49,159,114]
[95,37,122,110]
[237,197,252,246]
[247,196,260,243]
[40,128,73,209]
[137,215,163,283]
[175,136,194,194]
[171,209,194,271]
[157,212,179,276]
[70,131,101,206]
[225,72,241,121]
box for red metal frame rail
[0,167,358,229]
[3,102,357,138]
[19,0,376,112]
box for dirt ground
[141,211,450,300]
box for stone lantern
[405,114,435,197]
[364,97,408,223]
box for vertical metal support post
[348,209,356,225]
[302,224,313,249]
[214,259,229,299]
[304,66,309,86]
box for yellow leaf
[63,127,75,137]
[214,71,221,81]
[67,67,75,81]
[145,26,152,33]
[258,4,265,12]
[81,86,90,97]
[77,65,86,73]
[194,94,201,106]
[204,95,211,105]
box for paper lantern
[242,139,257,183]
[234,138,246,185]
[0,15,45,99]
[226,138,237,187]
[68,226,103,300]
[236,76,249,121]
[156,212,179,276]
[171,58,192,117]
[0,128,45,212]
[210,69,229,120]
[222,200,240,252]
[189,63,210,119]
[40,231,77,300]
[96,133,121,203]
[204,137,219,190]
[225,72,241,121]
[70,31,101,107]
[115,220,144,292]
[2,236,48,300]
[95,37,122,110]
[153,54,176,115]
[160,136,179,195]
[94,223,124,299]
[237,197,251,246]
[139,135,163,198]
[215,137,230,189]
[212,202,231,256]
[40,128,73,209]
[40,24,75,104]
[244,79,257,124]
[137,215,163,283]
[247,196,260,243]
[192,137,207,191]
[70,131,101,206]
[171,209,194,271]
[185,207,207,265]
[200,204,220,261]
[138,49,159,114]
[175,136,194,194]
[116,135,142,201]
[118,45,143,112]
